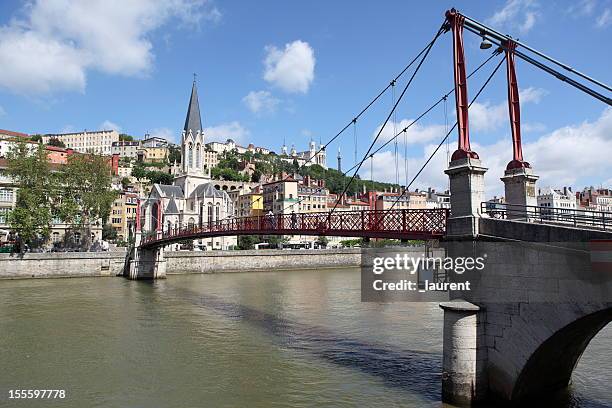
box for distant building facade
[42,130,119,155]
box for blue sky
[0,0,610,195]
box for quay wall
[0,249,362,279]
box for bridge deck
[141,209,449,248]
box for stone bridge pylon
[123,203,166,280]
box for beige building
[42,130,119,155]
[110,191,139,241]
[202,149,218,169]
[263,178,299,214]
[112,141,140,158]
[138,146,168,163]
[236,192,264,217]
[297,178,329,213]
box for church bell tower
[182,77,205,175]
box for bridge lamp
[479,32,492,49]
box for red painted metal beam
[139,209,449,249]
[136,199,141,231]
[446,9,479,161]
[504,39,531,170]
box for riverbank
[0,249,362,279]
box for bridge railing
[142,208,449,246]
[481,202,612,230]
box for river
[0,268,610,407]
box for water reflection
[162,284,442,402]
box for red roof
[45,145,73,153]
[0,129,29,138]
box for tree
[121,177,130,190]
[30,134,42,143]
[119,133,134,142]
[6,142,57,252]
[168,145,181,164]
[102,223,117,241]
[237,235,261,250]
[47,138,65,148]
[316,236,329,248]
[58,154,118,250]
[147,170,174,185]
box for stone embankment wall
[0,249,362,279]
[164,248,361,274]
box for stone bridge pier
[441,236,612,405]
[441,154,612,405]
[124,231,166,280]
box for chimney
[563,186,568,196]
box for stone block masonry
[0,251,128,279]
[0,249,362,279]
[165,248,362,274]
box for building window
[74,232,81,246]
[196,143,201,168]
[0,189,13,202]
[188,143,194,168]
[52,232,60,243]
[0,208,9,224]
[208,204,213,224]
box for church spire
[184,76,202,133]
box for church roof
[165,197,179,214]
[189,183,227,199]
[157,184,184,198]
[184,80,203,134]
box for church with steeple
[145,78,236,250]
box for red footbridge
[140,209,449,249]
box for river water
[0,268,610,408]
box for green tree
[30,134,42,143]
[102,223,118,241]
[119,133,134,141]
[120,177,130,190]
[316,236,329,248]
[168,145,181,164]
[237,235,261,250]
[6,143,57,252]
[47,137,65,148]
[132,164,147,181]
[147,170,174,185]
[58,154,118,249]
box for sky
[0,0,611,197]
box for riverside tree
[57,154,118,250]
[6,142,57,251]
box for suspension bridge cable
[388,54,507,210]
[392,81,399,187]
[277,24,451,214]
[278,48,500,216]
[329,22,448,216]
[340,50,502,178]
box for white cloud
[568,0,597,15]
[519,86,547,104]
[100,120,122,132]
[0,105,5,116]
[469,101,508,132]
[204,121,250,144]
[469,87,547,132]
[149,127,176,143]
[364,108,612,197]
[596,8,612,28]
[0,0,221,95]
[242,90,280,114]
[263,40,315,93]
[487,0,539,35]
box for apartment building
[42,130,119,155]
